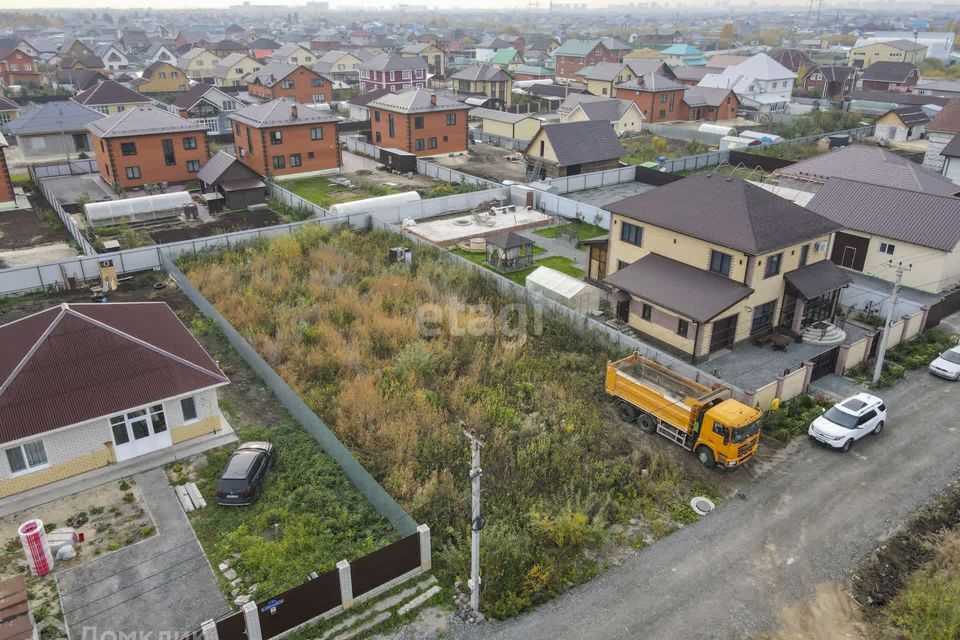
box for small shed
[485,232,535,272]
[380,147,417,174]
[197,151,266,210]
[526,266,603,313]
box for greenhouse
[84,192,194,229]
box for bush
[760,394,832,441]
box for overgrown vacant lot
[181,225,717,618]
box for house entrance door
[110,405,172,462]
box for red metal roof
[0,303,228,444]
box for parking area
[565,180,656,208]
[57,468,228,639]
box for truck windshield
[731,421,760,444]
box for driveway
[451,370,960,640]
[57,469,228,639]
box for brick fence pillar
[337,559,354,609]
[802,361,814,393]
[835,344,850,376]
[200,620,219,640]
[418,524,432,571]
[242,601,262,640]
[900,314,912,343]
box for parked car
[215,442,276,506]
[928,345,960,381]
[808,393,886,452]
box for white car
[929,345,960,381]
[808,393,887,453]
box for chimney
[430,92,437,106]
[291,104,298,119]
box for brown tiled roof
[927,98,960,134]
[73,79,150,107]
[861,61,917,83]
[0,302,228,444]
[607,174,842,255]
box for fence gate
[214,609,247,640]
[809,345,840,381]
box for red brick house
[360,53,428,93]
[860,62,919,93]
[798,65,856,100]
[614,74,686,123]
[552,39,621,80]
[246,62,333,104]
[87,107,209,189]
[679,87,740,121]
[0,48,41,87]
[230,98,341,179]
[368,89,469,156]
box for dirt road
[453,370,960,640]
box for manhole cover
[690,497,715,516]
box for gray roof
[534,120,625,167]
[73,80,151,107]
[616,73,685,92]
[213,53,257,77]
[883,106,930,126]
[775,145,958,195]
[941,133,960,158]
[230,98,339,127]
[807,178,960,252]
[272,44,309,59]
[361,52,426,72]
[4,100,103,136]
[197,150,260,184]
[783,260,852,300]
[86,106,207,138]
[604,253,753,323]
[861,61,917,83]
[682,86,734,108]
[469,107,538,124]
[487,232,533,250]
[624,59,675,78]
[672,65,715,82]
[245,62,300,86]
[576,62,630,82]
[367,88,468,114]
[575,99,636,122]
[450,63,510,82]
[606,174,842,256]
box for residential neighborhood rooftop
[73,79,151,107]
[87,106,208,138]
[367,88,469,114]
[230,98,339,127]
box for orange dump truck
[605,352,762,468]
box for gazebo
[485,232,535,272]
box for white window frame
[5,440,48,477]
[109,404,167,446]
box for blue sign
[260,598,285,613]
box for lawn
[450,248,583,285]
[182,226,717,619]
[621,135,711,165]
[534,222,607,242]
[280,177,378,208]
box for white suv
[808,393,887,453]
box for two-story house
[314,50,371,85]
[575,62,637,97]
[178,47,222,84]
[400,42,446,77]
[360,53,427,93]
[615,74,686,123]
[602,174,848,361]
[87,106,209,188]
[270,44,315,67]
[246,62,332,104]
[72,80,151,116]
[95,44,129,72]
[144,44,178,66]
[230,98,340,179]
[552,38,621,80]
[798,65,856,100]
[679,86,740,121]
[368,89,469,156]
[213,53,262,88]
[132,62,188,94]
[172,83,247,136]
[0,48,42,88]
[849,38,927,69]
[698,53,795,113]
[449,63,513,107]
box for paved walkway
[516,229,588,269]
[57,468,229,639]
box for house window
[120,141,137,156]
[270,130,283,145]
[799,244,809,267]
[280,79,295,89]
[172,71,178,78]
[641,303,652,321]
[879,242,895,255]
[290,153,302,167]
[223,100,236,111]
[677,319,689,338]
[310,78,323,87]
[764,253,783,278]
[374,131,382,142]
[446,112,457,125]
[159,71,166,79]
[5,440,47,475]
[428,137,437,149]
[272,155,285,169]
[183,136,197,150]
[125,166,141,179]
[709,250,732,276]
[620,222,643,246]
[658,109,666,119]
[414,116,424,129]
[311,94,324,102]
[374,110,381,122]
[415,138,425,151]
[388,113,395,138]
[161,138,176,165]
[310,127,323,140]
[186,160,200,172]
[110,405,166,445]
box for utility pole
[462,422,483,616]
[872,263,911,385]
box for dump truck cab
[696,398,762,468]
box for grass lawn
[450,248,583,284]
[280,177,368,208]
[535,222,607,242]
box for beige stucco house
[564,99,644,136]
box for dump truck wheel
[696,446,715,467]
[617,402,638,423]
[637,413,656,434]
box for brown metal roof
[0,576,31,640]
[807,178,960,252]
[941,133,960,158]
[606,174,842,256]
[783,259,852,300]
[604,253,753,323]
[928,98,960,134]
[0,303,228,444]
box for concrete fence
[265,181,332,217]
[475,131,528,151]
[646,123,727,145]
[532,191,611,229]
[742,365,810,411]
[343,136,382,158]
[34,178,98,256]
[416,159,503,189]
[835,308,927,375]
[542,165,637,195]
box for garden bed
[759,394,834,442]
[180,225,719,619]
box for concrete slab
[701,341,829,392]
[407,208,551,247]
[40,174,115,205]
[57,468,228,639]
[565,180,655,208]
